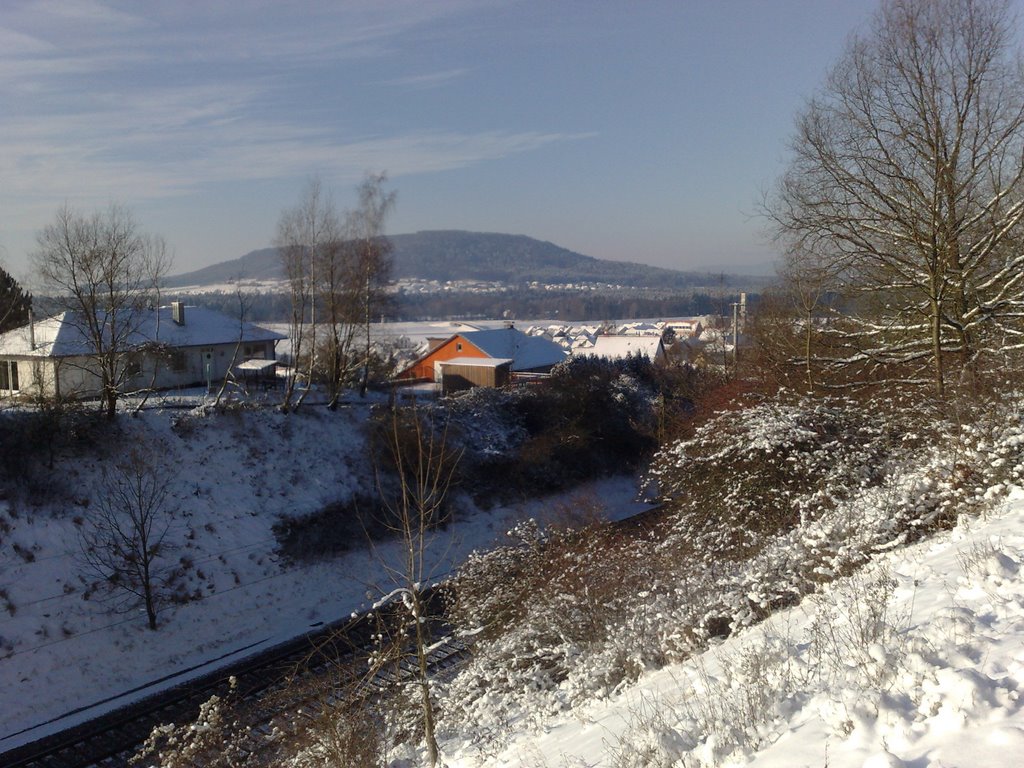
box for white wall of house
[0,340,275,400]
[0,358,61,398]
[123,340,274,392]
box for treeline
[393,288,749,322]
[175,287,754,324]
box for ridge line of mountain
[165,230,767,290]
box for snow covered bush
[892,397,1024,531]
[132,679,249,767]
[0,402,105,499]
[278,690,388,768]
[443,515,672,740]
[272,494,384,563]
[647,394,900,559]
[439,386,527,460]
[439,355,661,501]
[440,391,1024,755]
[601,565,910,768]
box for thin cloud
[4,0,483,70]
[0,126,594,205]
[0,24,53,55]
[382,68,470,89]
[25,0,144,27]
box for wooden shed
[437,357,512,395]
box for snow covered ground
[445,490,1024,767]
[9,387,1024,768]
[0,397,650,752]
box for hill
[165,230,758,290]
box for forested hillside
[165,231,759,290]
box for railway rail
[1,504,666,768]
[0,587,465,768]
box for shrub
[440,355,661,500]
[647,394,899,559]
[272,494,392,563]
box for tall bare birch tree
[34,204,169,417]
[277,178,338,411]
[348,173,396,398]
[277,174,395,409]
[769,0,1024,397]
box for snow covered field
[445,487,1024,767]
[0,398,649,752]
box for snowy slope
[0,398,650,750]
[445,492,1024,767]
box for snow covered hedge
[439,355,662,500]
[438,391,1024,753]
[647,394,901,557]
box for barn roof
[460,327,567,371]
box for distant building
[395,326,567,391]
[664,317,706,338]
[0,303,285,399]
[583,335,667,364]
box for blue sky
[0,0,880,281]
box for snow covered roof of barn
[460,327,567,371]
[0,306,285,358]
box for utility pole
[729,292,746,374]
[730,300,739,371]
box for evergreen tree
[0,265,31,334]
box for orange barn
[397,327,566,384]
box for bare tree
[766,244,846,391]
[80,447,179,630]
[318,232,363,410]
[349,173,396,398]
[769,0,1024,397]
[33,204,170,417]
[371,406,460,767]
[277,174,395,409]
[213,286,255,408]
[277,177,339,411]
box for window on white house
[0,361,18,392]
[169,351,187,372]
[125,357,142,378]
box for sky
[0,1,884,283]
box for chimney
[171,301,185,325]
[28,308,36,350]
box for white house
[585,335,667,363]
[0,303,285,399]
[664,317,707,339]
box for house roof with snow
[438,356,514,369]
[396,326,567,379]
[458,327,567,371]
[585,335,666,361]
[0,305,285,359]
[615,321,663,336]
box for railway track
[1,506,664,768]
[0,587,467,768]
